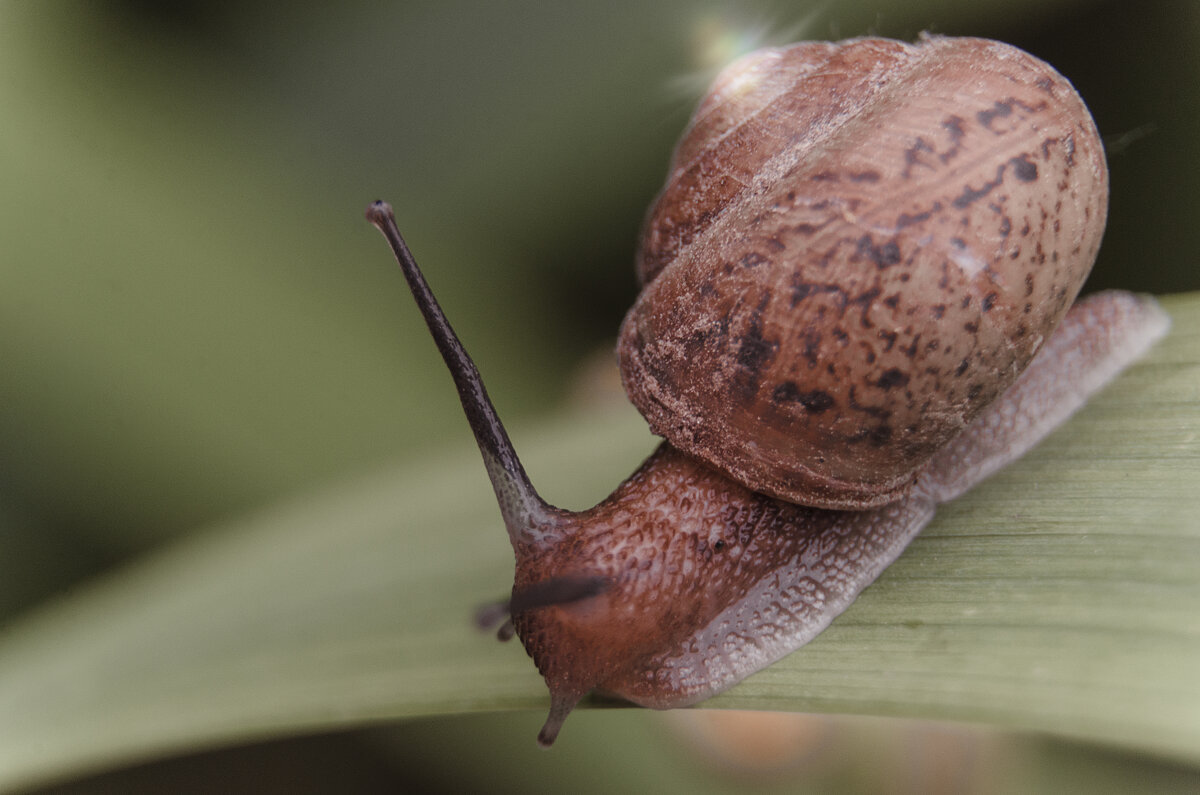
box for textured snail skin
[366,37,1168,750]
[620,36,1109,510]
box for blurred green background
[1,0,1198,791]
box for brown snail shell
[619,36,1108,509]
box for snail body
[366,36,1168,747]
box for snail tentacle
[366,201,561,544]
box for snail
[365,35,1169,747]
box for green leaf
[0,292,1196,791]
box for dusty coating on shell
[618,36,1108,509]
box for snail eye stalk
[364,201,557,543]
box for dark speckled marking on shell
[618,36,1107,509]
